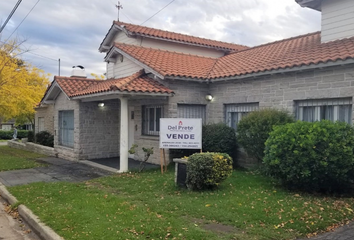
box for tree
[0,39,50,125]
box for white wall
[140,38,224,58]
[107,57,142,79]
[321,0,354,42]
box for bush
[17,130,29,139]
[27,131,34,142]
[35,131,54,147]
[263,120,354,193]
[0,130,13,140]
[186,152,233,190]
[170,123,237,163]
[237,108,294,162]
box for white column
[119,97,129,173]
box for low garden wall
[8,140,56,157]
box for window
[177,104,206,124]
[295,98,352,124]
[225,103,259,130]
[58,110,74,147]
[38,117,44,132]
[142,105,163,135]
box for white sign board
[160,118,202,149]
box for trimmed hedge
[237,108,294,162]
[186,152,233,190]
[263,120,354,193]
[170,123,237,163]
[0,130,29,139]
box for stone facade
[208,64,354,123]
[34,104,54,134]
[78,99,120,160]
[54,92,80,161]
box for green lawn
[8,168,354,240]
[0,146,46,171]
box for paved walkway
[0,157,113,187]
[0,198,39,240]
[299,222,354,240]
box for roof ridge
[54,76,99,82]
[114,42,218,60]
[114,21,248,50]
[226,31,321,56]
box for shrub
[35,131,54,147]
[17,130,29,139]
[186,152,233,190]
[170,123,237,163]
[27,131,34,142]
[237,108,294,162]
[202,123,237,159]
[263,120,354,193]
[0,130,13,140]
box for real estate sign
[160,118,202,149]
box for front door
[128,107,135,159]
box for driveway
[0,157,112,187]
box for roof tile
[114,21,248,52]
[114,43,217,79]
[55,71,173,98]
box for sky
[0,0,321,80]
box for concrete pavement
[0,198,39,240]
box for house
[36,0,354,169]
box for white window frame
[295,98,352,124]
[142,105,163,136]
[38,117,44,133]
[225,103,259,130]
[58,110,74,148]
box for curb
[0,182,63,240]
[81,160,119,173]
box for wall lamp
[205,94,213,101]
[98,102,105,107]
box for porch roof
[42,70,173,103]
[70,70,173,97]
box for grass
[0,139,8,142]
[0,146,46,171]
[8,168,354,240]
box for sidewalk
[0,198,39,240]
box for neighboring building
[0,119,15,131]
[36,0,354,169]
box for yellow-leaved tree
[0,39,50,127]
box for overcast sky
[0,0,321,79]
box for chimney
[71,65,86,78]
[296,0,354,43]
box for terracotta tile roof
[55,76,100,97]
[209,32,354,79]
[114,43,217,80]
[54,71,173,98]
[72,70,173,97]
[114,32,354,80]
[114,21,248,52]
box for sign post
[159,118,202,173]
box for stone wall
[79,99,120,160]
[8,141,56,157]
[127,80,211,165]
[208,64,354,123]
[54,92,80,161]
